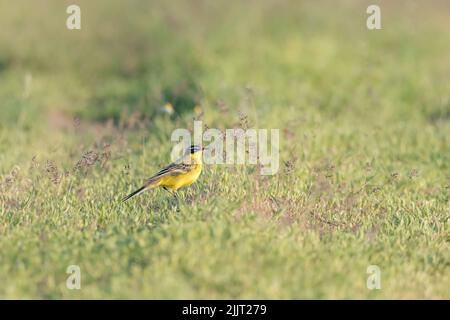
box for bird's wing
[145,162,195,184]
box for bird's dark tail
[122,185,147,202]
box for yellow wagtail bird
[122,144,204,202]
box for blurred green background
[0,0,448,299]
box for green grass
[0,0,449,299]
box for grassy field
[0,0,449,299]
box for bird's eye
[189,145,201,153]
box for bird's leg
[163,187,180,210]
[163,187,178,199]
[173,191,181,211]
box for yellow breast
[159,163,202,191]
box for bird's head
[185,144,204,162]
